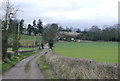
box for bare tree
[1,0,20,62]
[42,23,58,49]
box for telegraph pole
[18,21,20,39]
[34,35,36,50]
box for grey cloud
[10,0,118,29]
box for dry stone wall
[44,49,118,79]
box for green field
[53,42,118,63]
[20,35,41,44]
[9,35,41,46]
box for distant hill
[59,32,80,36]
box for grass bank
[44,49,118,79]
[0,62,2,73]
[37,55,58,79]
[7,47,38,52]
[2,50,41,72]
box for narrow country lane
[2,46,48,79]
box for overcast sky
[2,0,119,29]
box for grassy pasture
[8,35,41,46]
[53,42,118,63]
[20,35,41,45]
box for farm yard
[53,42,118,63]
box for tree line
[58,25,120,42]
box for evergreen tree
[76,29,81,33]
[33,20,36,27]
[37,19,43,34]
[20,19,24,34]
[27,24,33,36]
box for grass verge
[7,48,38,52]
[37,55,58,79]
[0,62,2,73]
[2,50,41,72]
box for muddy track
[2,48,48,79]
